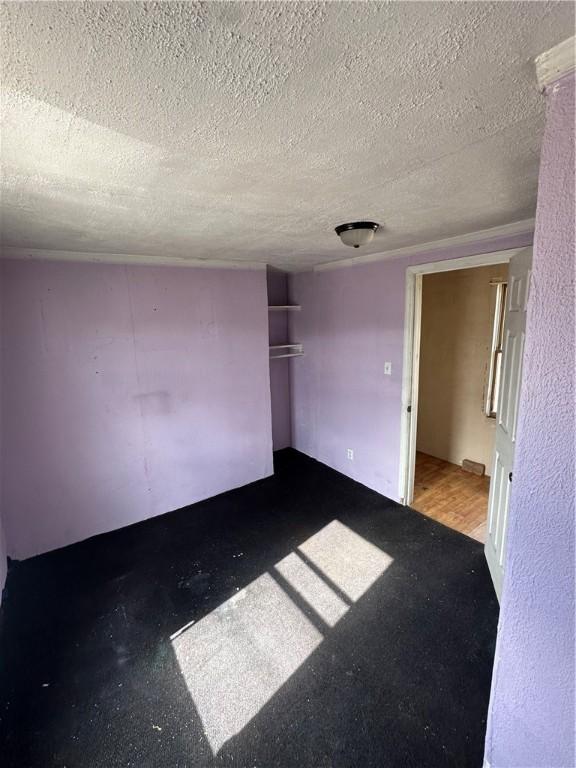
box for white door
[485,247,532,600]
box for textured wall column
[484,71,575,767]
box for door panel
[485,247,532,599]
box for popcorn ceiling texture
[0,1,573,270]
[484,71,575,768]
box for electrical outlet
[347,448,354,461]
[384,361,392,375]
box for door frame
[397,248,525,505]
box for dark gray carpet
[0,448,499,767]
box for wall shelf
[268,305,301,312]
[269,344,302,351]
[269,342,303,359]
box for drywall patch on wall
[484,72,575,768]
[289,232,532,501]
[267,267,292,450]
[1,259,273,559]
[417,264,508,472]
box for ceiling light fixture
[335,221,380,248]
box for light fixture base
[335,221,380,248]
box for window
[486,281,508,418]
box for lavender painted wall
[1,259,273,560]
[0,524,6,603]
[267,267,292,450]
[484,72,575,768]
[289,230,533,500]
[0,267,6,599]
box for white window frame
[485,281,508,419]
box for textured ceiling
[1,1,573,270]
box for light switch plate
[384,361,392,375]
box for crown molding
[535,36,575,91]
[313,219,534,272]
[0,219,535,274]
[0,247,266,270]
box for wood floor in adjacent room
[412,452,490,543]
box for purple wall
[1,259,273,560]
[289,230,533,500]
[484,72,575,768]
[290,259,406,498]
[267,267,292,450]
[0,266,6,599]
[0,524,6,602]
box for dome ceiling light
[335,221,380,248]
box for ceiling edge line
[0,248,266,270]
[312,218,535,273]
[535,36,575,91]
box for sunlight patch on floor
[172,520,393,754]
[172,571,322,753]
[274,550,348,627]
[298,520,393,601]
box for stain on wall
[1,260,273,560]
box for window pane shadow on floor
[172,520,393,756]
[0,449,499,768]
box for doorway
[412,262,508,541]
[398,248,532,599]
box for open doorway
[412,263,508,542]
[399,248,532,599]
